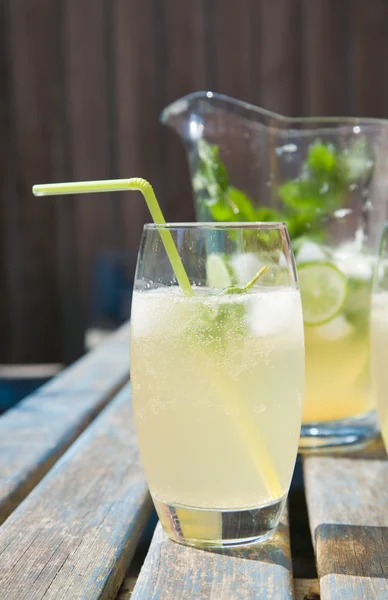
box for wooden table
[0,323,387,599]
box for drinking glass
[371,223,388,452]
[130,222,304,547]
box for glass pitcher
[161,91,388,450]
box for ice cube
[334,254,373,281]
[315,315,354,341]
[278,252,288,268]
[230,252,264,285]
[296,241,327,264]
[334,227,366,258]
[246,290,300,337]
[130,289,191,338]
[333,232,374,280]
[372,292,388,324]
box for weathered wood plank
[0,0,14,363]
[252,0,301,116]
[116,575,138,600]
[0,385,153,600]
[115,525,157,600]
[156,0,207,223]
[301,0,349,116]
[53,0,84,364]
[132,511,293,599]
[351,0,388,117]
[0,364,63,379]
[0,323,130,523]
[304,456,388,599]
[64,0,117,327]
[208,0,253,102]
[293,579,320,600]
[113,0,160,250]
[3,0,66,362]
[325,436,387,461]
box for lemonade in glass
[295,239,374,445]
[130,223,304,546]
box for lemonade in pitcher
[371,225,388,451]
[295,240,373,425]
[161,91,388,447]
[371,291,388,450]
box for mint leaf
[196,139,229,196]
[255,206,284,222]
[193,139,229,216]
[209,199,239,222]
[190,266,269,348]
[193,138,374,243]
[227,187,257,220]
[307,142,337,174]
[207,187,258,222]
[190,299,247,348]
[194,140,257,222]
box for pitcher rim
[161,90,388,128]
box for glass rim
[143,221,287,230]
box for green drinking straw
[33,178,193,296]
[33,176,283,501]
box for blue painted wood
[0,323,130,523]
[132,516,293,599]
[0,365,62,413]
[92,251,137,322]
[0,385,153,600]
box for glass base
[154,495,287,548]
[299,409,379,452]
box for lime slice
[206,254,233,288]
[298,262,348,326]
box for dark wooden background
[1,0,388,365]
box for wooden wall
[1,0,388,364]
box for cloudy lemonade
[131,285,304,543]
[371,291,388,450]
[295,242,374,425]
[303,323,371,422]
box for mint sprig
[191,266,269,346]
[221,265,269,295]
[194,138,374,243]
[194,140,281,223]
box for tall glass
[371,223,388,452]
[161,92,388,449]
[130,223,304,547]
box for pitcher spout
[160,90,285,142]
[160,91,209,141]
